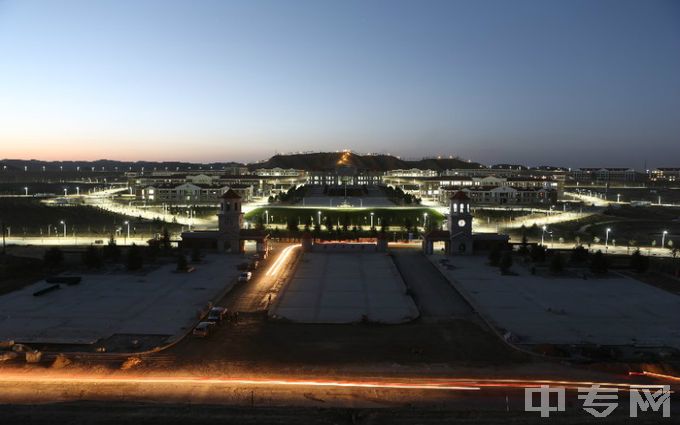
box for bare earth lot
[0,254,241,345]
[432,255,680,348]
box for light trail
[0,373,673,393]
[266,244,300,277]
[0,374,479,392]
[630,371,680,382]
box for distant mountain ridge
[250,152,485,171]
[1,152,485,173]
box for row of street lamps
[263,210,429,229]
[541,225,671,251]
[23,187,81,196]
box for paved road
[392,250,474,320]
[217,243,300,313]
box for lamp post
[24,187,28,196]
[76,186,80,196]
[541,225,547,246]
[63,188,68,196]
[423,212,428,230]
[60,220,66,238]
[265,210,269,226]
[662,230,668,249]
[605,228,611,252]
[617,193,621,203]
[124,221,130,243]
[317,210,321,227]
[370,212,374,229]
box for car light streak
[0,373,673,393]
[630,371,680,382]
[0,374,479,391]
[266,244,300,277]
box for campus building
[180,189,269,254]
[422,191,508,255]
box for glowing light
[266,244,300,277]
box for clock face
[458,219,466,227]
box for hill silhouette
[250,152,484,171]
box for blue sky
[0,0,679,166]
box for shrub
[530,244,546,263]
[191,247,201,262]
[629,249,649,273]
[44,247,64,269]
[571,245,589,263]
[103,236,121,262]
[82,245,103,269]
[549,252,564,274]
[499,252,513,274]
[176,254,188,272]
[488,246,501,266]
[126,244,144,271]
[590,250,608,274]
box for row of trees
[43,228,175,271]
[490,242,656,276]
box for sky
[0,0,679,167]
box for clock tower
[449,191,473,255]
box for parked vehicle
[192,321,215,338]
[238,271,252,283]
[207,307,228,323]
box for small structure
[180,189,269,254]
[422,191,508,255]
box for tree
[342,214,350,232]
[629,249,649,273]
[104,235,121,262]
[126,243,144,271]
[286,216,299,232]
[82,245,103,269]
[403,217,413,233]
[161,227,171,252]
[571,245,589,263]
[147,239,160,262]
[44,247,64,269]
[549,252,564,274]
[191,247,202,262]
[530,244,546,263]
[488,246,502,266]
[380,217,389,233]
[499,252,513,274]
[176,254,188,272]
[590,250,608,274]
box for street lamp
[423,212,428,229]
[76,186,80,196]
[265,210,269,226]
[617,193,621,203]
[605,228,611,251]
[63,188,68,196]
[370,212,374,229]
[124,221,130,242]
[60,220,66,238]
[541,225,547,246]
[662,230,668,249]
[24,187,28,196]
[317,210,321,226]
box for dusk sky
[1,0,679,167]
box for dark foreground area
[0,402,668,425]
